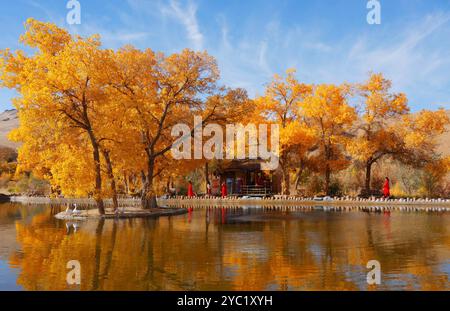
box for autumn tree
[1,19,118,214]
[111,47,224,208]
[5,99,109,199]
[347,73,409,194]
[400,109,449,164]
[300,84,357,195]
[255,69,313,195]
[400,109,450,196]
[348,73,449,195]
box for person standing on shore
[383,177,390,198]
[188,181,194,198]
[206,181,212,196]
[221,182,227,198]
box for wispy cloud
[161,0,204,50]
[208,9,450,110]
[27,0,55,21]
[340,11,450,108]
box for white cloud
[67,22,151,49]
[340,11,450,108]
[209,10,450,110]
[161,0,204,50]
[27,0,54,20]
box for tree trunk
[141,158,157,209]
[324,143,333,196]
[294,163,305,191]
[282,165,290,195]
[88,132,105,215]
[365,161,373,194]
[123,172,129,195]
[101,149,118,212]
[205,161,210,193]
[325,165,331,195]
[166,177,171,194]
[142,184,158,209]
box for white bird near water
[65,205,72,215]
[72,204,81,215]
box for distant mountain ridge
[0,109,449,155]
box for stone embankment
[8,195,450,214]
[159,195,450,212]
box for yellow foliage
[300,84,356,184]
[348,73,409,164]
[390,182,406,197]
[402,109,449,149]
[254,69,314,194]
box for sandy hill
[0,109,448,155]
[0,110,20,149]
[437,110,450,156]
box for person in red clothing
[206,181,212,195]
[221,182,227,198]
[187,181,194,198]
[383,177,390,198]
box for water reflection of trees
[0,203,49,225]
[8,206,450,290]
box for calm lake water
[0,203,449,291]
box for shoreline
[9,195,142,207]
[160,196,450,208]
[159,197,450,213]
[6,195,450,209]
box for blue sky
[1,0,450,111]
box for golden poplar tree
[111,47,221,208]
[1,19,117,214]
[255,69,314,195]
[347,73,409,194]
[348,73,449,195]
[300,84,357,195]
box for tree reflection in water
[4,204,450,290]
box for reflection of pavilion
[214,159,282,197]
